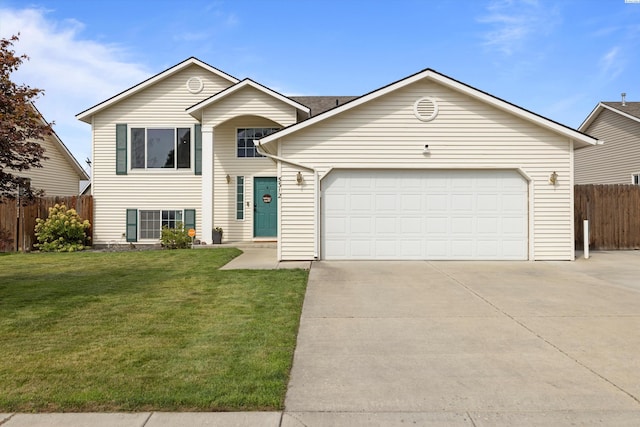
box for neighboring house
[15,106,89,196]
[77,57,597,260]
[575,100,640,184]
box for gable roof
[34,104,89,180]
[259,68,599,149]
[186,78,310,121]
[290,96,359,117]
[580,102,640,131]
[76,57,239,123]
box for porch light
[226,174,231,184]
[296,171,303,185]
[549,171,558,185]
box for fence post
[583,219,589,259]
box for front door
[254,177,277,238]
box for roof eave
[259,68,599,148]
[186,78,310,119]
[76,57,239,123]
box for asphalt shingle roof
[290,96,359,117]
[601,102,640,120]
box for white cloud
[599,46,624,80]
[478,0,560,55]
[0,7,151,167]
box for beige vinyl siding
[575,109,640,184]
[91,65,233,244]
[278,81,574,260]
[17,133,85,196]
[202,92,297,240]
[202,86,297,127]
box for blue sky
[1,0,639,170]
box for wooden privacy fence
[575,185,640,250]
[0,195,93,252]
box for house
[575,98,640,184]
[16,106,89,196]
[77,57,597,260]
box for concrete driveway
[283,251,640,426]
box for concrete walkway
[215,242,311,270]
[4,250,640,426]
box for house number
[262,194,272,203]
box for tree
[0,34,51,198]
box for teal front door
[254,177,277,237]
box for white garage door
[322,170,528,260]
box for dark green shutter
[184,209,196,231]
[194,124,202,175]
[116,124,128,175]
[126,209,137,242]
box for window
[131,127,191,169]
[237,128,279,158]
[633,173,640,185]
[139,210,183,239]
[236,176,245,220]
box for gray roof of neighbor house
[290,96,359,117]
[601,102,640,120]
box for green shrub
[34,204,91,252]
[161,222,192,249]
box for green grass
[0,249,308,412]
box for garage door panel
[322,170,528,260]
[400,217,422,234]
[375,217,398,234]
[451,217,473,234]
[325,216,347,233]
[477,217,499,233]
[375,194,397,210]
[426,194,448,211]
[350,217,372,234]
[351,194,372,210]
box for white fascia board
[578,103,604,132]
[76,57,239,123]
[425,72,598,148]
[259,68,598,149]
[186,79,310,118]
[582,103,640,130]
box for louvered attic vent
[413,97,438,122]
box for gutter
[254,140,320,259]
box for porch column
[201,127,214,244]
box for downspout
[254,140,320,259]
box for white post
[583,219,589,259]
[201,127,214,244]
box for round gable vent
[413,96,438,122]
[186,76,204,94]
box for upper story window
[131,127,191,169]
[237,128,279,158]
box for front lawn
[0,249,308,412]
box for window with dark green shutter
[184,209,196,231]
[126,209,137,242]
[194,124,202,175]
[116,124,128,174]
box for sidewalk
[0,412,284,427]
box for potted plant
[212,227,223,244]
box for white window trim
[235,127,280,159]
[138,209,185,241]
[130,126,193,171]
[236,176,245,221]
[632,173,640,185]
